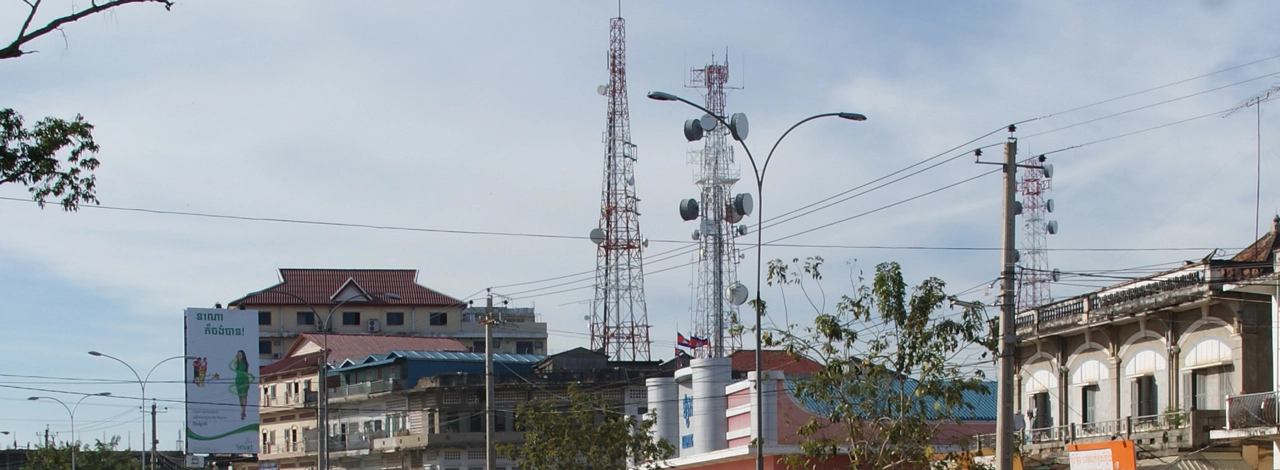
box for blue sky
[3,0,1280,451]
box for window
[387,311,404,326]
[473,341,486,353]
[342,311,360,325]
[469,411,483,432]
[444,411,461,432]
[516,341,534,354]
[1192,365,1233,410]
[297,311,315,325]
[1081,385,1099,424]
[1133,375,1159,417]
[1030,392,1052,429]
[430,312,448,326]
[259,340,272,355]
[258,311,272,325]
[494,411,507,432]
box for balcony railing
[1226,391,1280,429]
[1016,264,1217,338]
[329,378,403,399]
[972,410,1190,450]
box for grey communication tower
[589,15,651,361]
[676,55,747,358]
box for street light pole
[29,392,111,470]
[649,91,865,470]
[249,288,401,470]
[88,352,190,470]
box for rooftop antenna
[1223,85,1280,240]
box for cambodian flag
[677,332,693,349]
[690,336,711,349]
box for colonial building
[229,269,549,365]
[1008,219,1280,469]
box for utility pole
[996,135,1018,470]
[484,289,495,470]
[150,402,158,470]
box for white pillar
[691,358,731,455]
[646,377,678,451]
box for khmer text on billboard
[185,308,260,454]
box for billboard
[1068,440,1137,470]
[185,308,260,454]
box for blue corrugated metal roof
[331,350,546,372]
[786,378,997,421]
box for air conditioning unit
[367,319,381,332]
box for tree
[4,0,174,210]
[497,384,674,470]
[1,108,100,210]
[3,0,173,60]
[22,436,137,470]
[763,257,997,470]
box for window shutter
[1130,378,1139,418]
[1181,372,1193,411]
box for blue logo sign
[681,394,693,428]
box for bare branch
[2,0,172,59]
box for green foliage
[22,436,137,470]
[497,384,674,470]
[764,257,996,470]
[1,108,100,210]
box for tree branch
[2,0,172,59]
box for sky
[3,0,1280,452]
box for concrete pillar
[691,358,731,455]
[646,377,678,451]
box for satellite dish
[679,198,700,221]
[683,119,705,142]
[1046,220,1059,235]
[589,228,606,245]
[1051,268,1061,282]
[597,85,608,96]
[642,238,649,248]
[726,282,749,306]
[625,176,635,186]
[1042,164,1054,178]
[1013,250,1021,263]
[736,224,749,236]
[729,113,750,141]
[1013,201,1023,215]
[692,230,701,241]
[1045,199,1054,213]
[584,315,590,321]
[699,114,718,131]
[733,193,754,216]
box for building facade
[229,269,548,365]
[1007,221,1280,468]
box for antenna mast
[589,15,651,361]
[1016,157,1055,311]
[685,55,745,358]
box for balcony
[1212,391,1280,441]
[973,409,1216,455]
[372,433,427,452]
[329,378,403,401]
[260,439,312,459]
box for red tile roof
[228,269,465,308]
[288,332,469,363]
[729,349,824,375]
[1233,216,1280,263]
[260,351,324,376]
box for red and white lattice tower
[590,16,651,361]
[1016,162,1054,311]
[686,55,745,358]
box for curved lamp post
[29,392,112,470]
[88,352,192,470]
[649,90,865,470]
[248,288,401,470]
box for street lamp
[649,90,865,470]
[88,352,192,470]
[247,288,401,470]
[29,392,112,470]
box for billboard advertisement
[1068,440,1137,470]
[185,308,260,454]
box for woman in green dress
[229,350,251,420]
